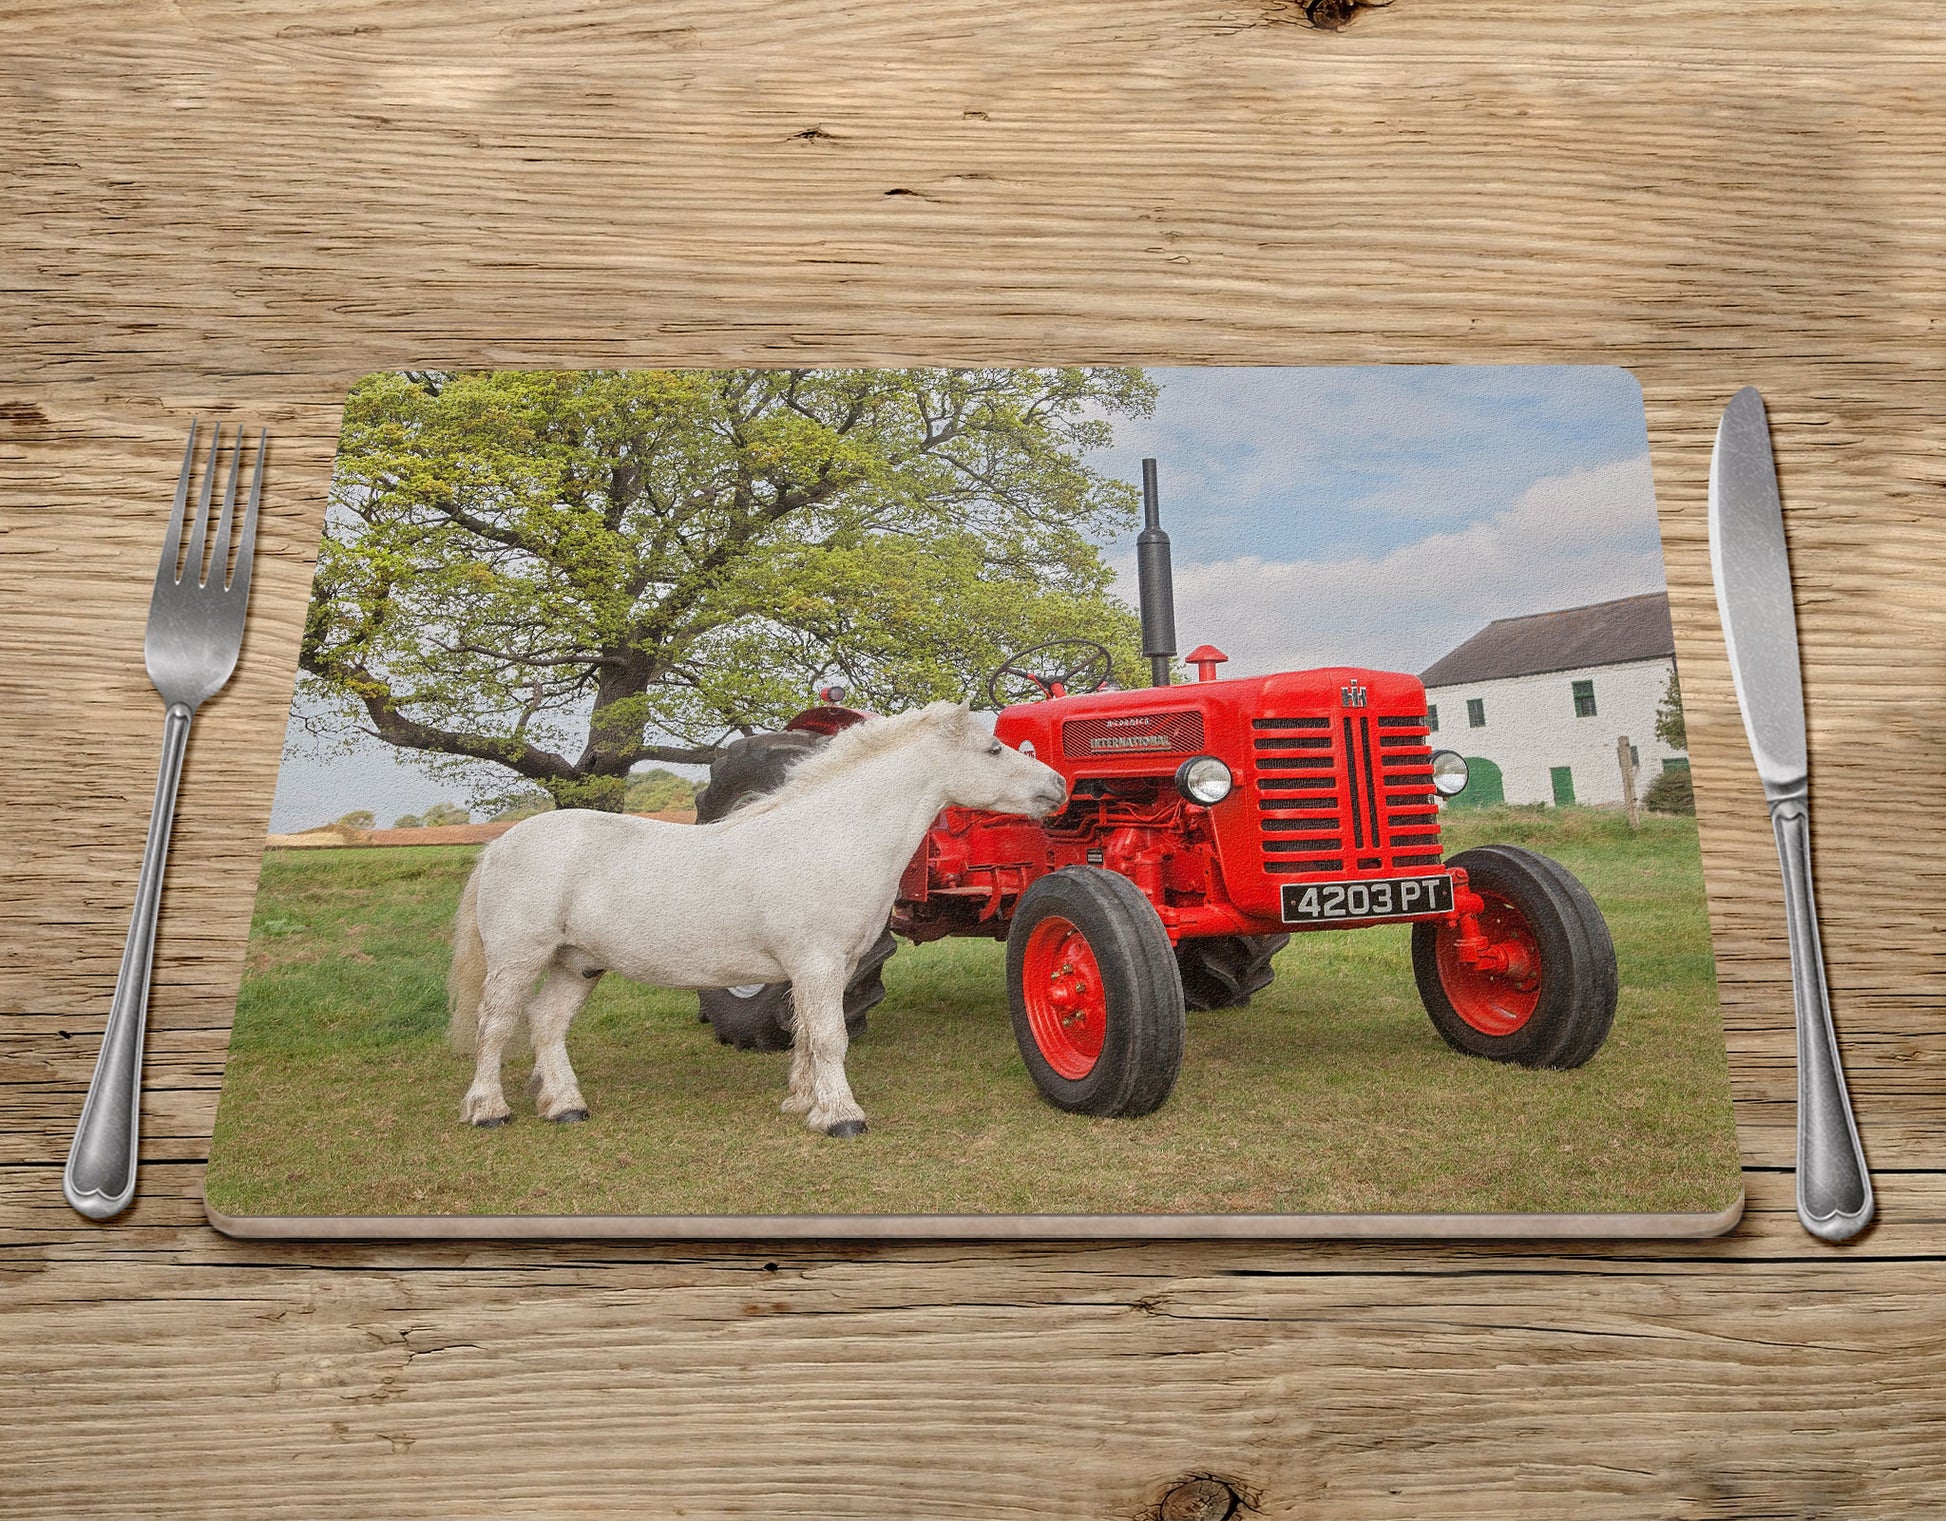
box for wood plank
[0,1172,1942,1518]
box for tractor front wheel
[1411,844,1617,1069]
[1006,867,1186,1117]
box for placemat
[205,365,1744,1238]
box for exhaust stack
[1137,458,1178,688]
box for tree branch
[301,653,583,782]
[432,640,625,671]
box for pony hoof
[550,1108,591,1125]
[824,1119,868,1139]
[472,1114,512,1129]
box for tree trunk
[569,655,657,811]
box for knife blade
[1708,386,1873,1242]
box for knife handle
[1769,795,1874,1242]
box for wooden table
[3,2,1941,1514]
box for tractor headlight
[1175,755,1233,805]
[1431,750,1469,797]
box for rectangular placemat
[207,365,1744,1239]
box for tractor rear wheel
[1006,867,1186,1117]
[696,728,896,1049]
[693,730,824,824]
[1411,844,1617,1069]
[698,930,897,1052]
[1175,933,1291,1011]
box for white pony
[449,701,1067,1137]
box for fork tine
[229,429,266,597]
[211,426,243,590]
[185,422,221,588]
[156,420,198,587]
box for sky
[267,366,1667,834]
[1092,366,1665,679]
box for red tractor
[696,461,1616,1117]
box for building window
[1466,698,1485,728]
[1427,705,1439,733]
[1550,765,1576,806]
[1572,679,1597,718]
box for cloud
[1091,366,1655,565]
[1123,454,1666,679]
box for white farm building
[1418,592,1688,809]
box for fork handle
[1769,795,1874,1242]
[64,701,194,1221]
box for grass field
[205,808,1743,1220]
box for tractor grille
[1252,713,1442,876]
[1063,709,1205,760]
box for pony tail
[448,866,487,1055]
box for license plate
[1281,873,1454,925]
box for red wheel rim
[1021,915,1108,1080]
[1434,890,1542,1037]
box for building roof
[1420,592,1675,688]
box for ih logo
[1340,683,1368,708]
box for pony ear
[918,699,964,734]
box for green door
[1550,765,1576,805]
[1450,756,1504,809]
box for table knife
[1708,386,1873,1242]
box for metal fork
[64,422,266,1221]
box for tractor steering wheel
[984,639,1116,707]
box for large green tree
[299,367,1157,810]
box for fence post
[1617,734,1641,830]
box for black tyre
[698,981,796,1052]
[1175,933,1291,1011]
[1006,867,1186,1117]
[695,729,897,1048]
[1411,844,1617,1069]
[694,730,825,823]
[1517,850,1618,1069]
[697,930,897,1051]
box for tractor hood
[993,666,1431,776]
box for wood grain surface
[3,1,1943,1515]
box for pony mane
[722,701,973,820]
